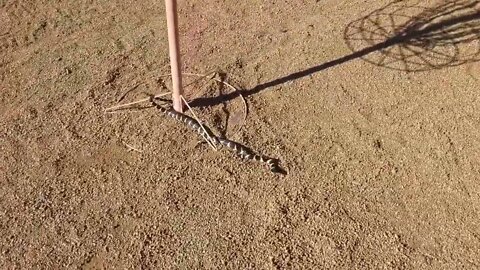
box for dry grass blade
[181,95,218,151]
[160,72,249,129]
[117,83,142,103]
[122,141,143,153]
[212,75,248,126]
[104,92,170,113]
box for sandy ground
[1,0,480,268]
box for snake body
[151,99,284,174]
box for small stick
[104,92,170,113]
[122,141,143,153]
[183,71,216,89]
[180,95,218,151]
[213,75,248,125]
[189,72,249,134]
[160,72,248,124]
[117,83,142,103]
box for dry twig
[181,95,218,151]
[160,72,248,128]
[122,141,143,153]
[104,92,170,113]
[117,83,142,103]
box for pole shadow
[190,0,480,108]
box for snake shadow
[190,0,480,108]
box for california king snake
[150,98,285,174]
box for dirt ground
[1,0,479,268]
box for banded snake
[150,98,285,174]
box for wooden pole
[165,0,183,112]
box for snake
[150,98,285,174]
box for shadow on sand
[190,0,480,108]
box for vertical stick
[165,0,183,112]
